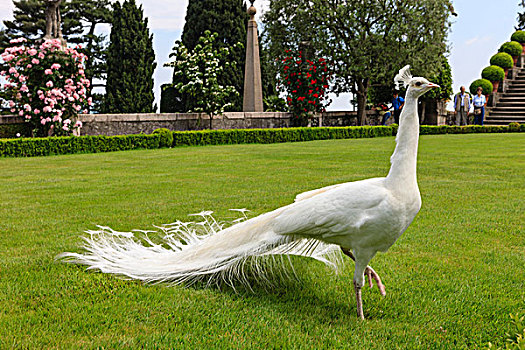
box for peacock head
[394,65,440,99]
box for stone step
[484,120,524,125]
[498,97,525,102]
[495,101,525,107]
[500,92,525,97]
[504,89,525,93]
[487,112,525,117]
[490,106,525,111]
[488,111,525,116]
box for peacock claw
[365,266,386,296]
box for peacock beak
[427,83,440,89]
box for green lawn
[0,133,523,349]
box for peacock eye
[415,82,422,87]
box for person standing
[392,91,405,124]
[454,86,471,126]
[472,87,487,125]
[376,103,392,125]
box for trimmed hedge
[481,65,505,82]
[490,52,514,69]
[499,41,523,57]
[511,31,525,44]
[0,125,523,158]
[470,79,493,95]
[0,134,162,157]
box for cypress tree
[170,0,247,112]
[104,0,156,113]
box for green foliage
[263,95,288,112]
[165,31,240,128]
[159,84,179,113]
[511,30,525,44]
[176,0,247,112]
[0,133,162,157]
[509,122,521,132]
[152,128,173,148]
[519,0,525,30]
[491,53,514,69]
[104,0,156,113]
[0,123,31,138]
[424,57,454,100]
[499,41,523,57]
[262,0,452,125]
[470,79,494,95]
[482,66,506,82]
[278,51,331,126]
[1,124,523,157]
[68,0,112,103]
[488,314,525,350]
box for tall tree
[104,0,156,113]
[263,0,453,125]
[518,0,525,30]
[172,0,247,112]
[68,0,112,88]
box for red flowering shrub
[278,50,331,126]
[0,38,91,137]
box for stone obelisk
[243,1,264,112]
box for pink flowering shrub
[0,38,91,137]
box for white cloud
[465,35,493,46]
[465,37,479,46]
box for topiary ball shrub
[470,79,493,95]
[152,128,173,148]
[511,30,525,44]
[499,41,523,57]
[490,52,514,69]
[482,65,505,82]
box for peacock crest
[394,65,413,90]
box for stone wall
[0,108,446,137]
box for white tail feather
[58,210,342,288]
[394,65,413,90]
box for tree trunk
[356,78,370,126]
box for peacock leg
[354,280,364,320]
[364,266,386,296]
[341,248,386,296]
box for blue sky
[0,0,521,111]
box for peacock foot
[364,266,386,296]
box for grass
[0,133,523,349]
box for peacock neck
[385,94,420,190]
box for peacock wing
[273,178,388,239]
[294,183,344,202]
